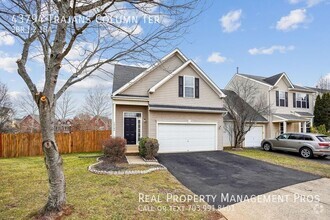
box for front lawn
[0,154,223,219]
[226,148,330,178]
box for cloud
[276,9,309,31]
[0,51,18,73]
[0,31,15,46]
[8,91,24,99]
[207,52,227,63]
[220,9,242,33]
[288,0,324,7]
[110,25,143,39]
[248,45,295,55]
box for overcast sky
[0,0,329,113]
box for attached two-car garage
[157,123,217,153]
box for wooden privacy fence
[0,130,111,158]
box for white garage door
[157,123,216,153]
[245,126,263,148]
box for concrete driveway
[158,151,330,219]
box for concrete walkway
[220,178,330,220]
[126,155,160,165]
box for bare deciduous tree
[0,82,14,133]
[15,90,39,133]
[15,89,39,117]
[224,79,271,149]
[56,92,76,120]
[0,0,202,215]
[316,75,330,91]
[82,88,111,117]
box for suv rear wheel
[299,147,313,159]
[262,142,272,151]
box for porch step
[126,145,139,155]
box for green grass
[226,149,330,178]
[0,153,222,220]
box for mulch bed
[91,156,164,173]
[92,156,128,171]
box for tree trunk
[39,102,66,214]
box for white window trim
[296,93,308,109]
[278,91,286,107]
[183,75,195,98]
[123,111,143,144]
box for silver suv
[261,133,330,158]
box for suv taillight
[318,143,330,147]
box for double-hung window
[276,91,287,107]
[279,91,285,106]
[184,76,195,98]
[296,93,307,108]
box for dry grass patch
[0,153,225,219]
[226,148,330,178]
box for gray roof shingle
[239,73,283,86]
[222,89,268,122]
[295,112,314,117]
[306,87,330,94]
[239,73,315,92]
[273,113,307,121]
[112,64,146,94]
[149,104,226,112]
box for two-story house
[226,72,316,143]
[111,49,227,153]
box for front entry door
[124,117,136,144]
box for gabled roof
[235,72,318,93]
[112,49,188,96]
[149,60,226,98]
[221,89,268,122]
[238,72,294,88]
[112,64,146,94]
[263,73,283,85]
[21,114,40,124]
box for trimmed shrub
[139,138,159,159]
[103,137,126,162]
[138,137,148,158]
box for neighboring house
[55,119,72,133]
[222,89,268,148]
[112,49,227,153]
[72,114,111,131]
[17,114,41,133]
[306,86,330,97]
[90,116,111,130]
[0,106,15,133]
[226,72,316,145]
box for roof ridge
[114,63,148,69]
